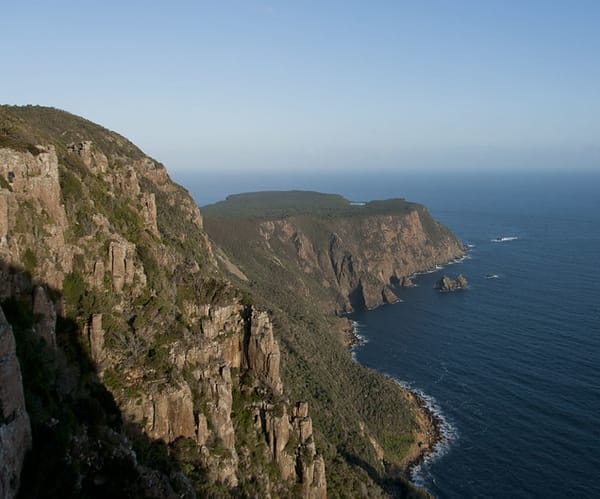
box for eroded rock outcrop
[0,145,73,291]
[434,274,468,291]
[245,309,284,395]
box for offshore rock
[434,274,468,291]
[0,306,32,499]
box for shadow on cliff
[0,259,187,499]
[339,448,426,499]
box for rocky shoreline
[401,389,443,477]
[347,320,444,493]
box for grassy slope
[203,190,419,221]
[0,104,144,159]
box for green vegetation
[22,248,37,272]
[0,104,145,160]
[203,190,419,221]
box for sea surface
[184,170,600,498]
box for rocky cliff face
[257,209,464,312]
[204,194,464,315]
[0,106,325,498]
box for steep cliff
[0,106,325,498]
[203,191,464,314]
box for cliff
[203,192,463,314]
[0,106,325,498]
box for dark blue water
[348,174,600,498]
[187,170,600,498]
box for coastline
[348,320,445,494]
[400,388,443,477]
[345,252,470,477]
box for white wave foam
[391,379,458,490]
[350,320,369,360]
[448,254,471,265]
[491,236,518,242]
[413,250,471,276]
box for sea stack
[434,274,468,291]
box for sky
[2,1,599,173]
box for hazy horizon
[3,1,599,173]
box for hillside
[0,105,462,498]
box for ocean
[183,169,600,498]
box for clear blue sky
[2,1,599,172]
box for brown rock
[140,192,159,236]
[382,285,399,304]
[295,401,309,418]
[400,276,414,287]
[310,455,327,499]
[196,413,209,446]
[256,205,464,314]
[434,274,468,291]
[124,384,196,444]
[67,141,108,173]
[108,240,136,293]
[245,310,283,395]
[92,260,105,288]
